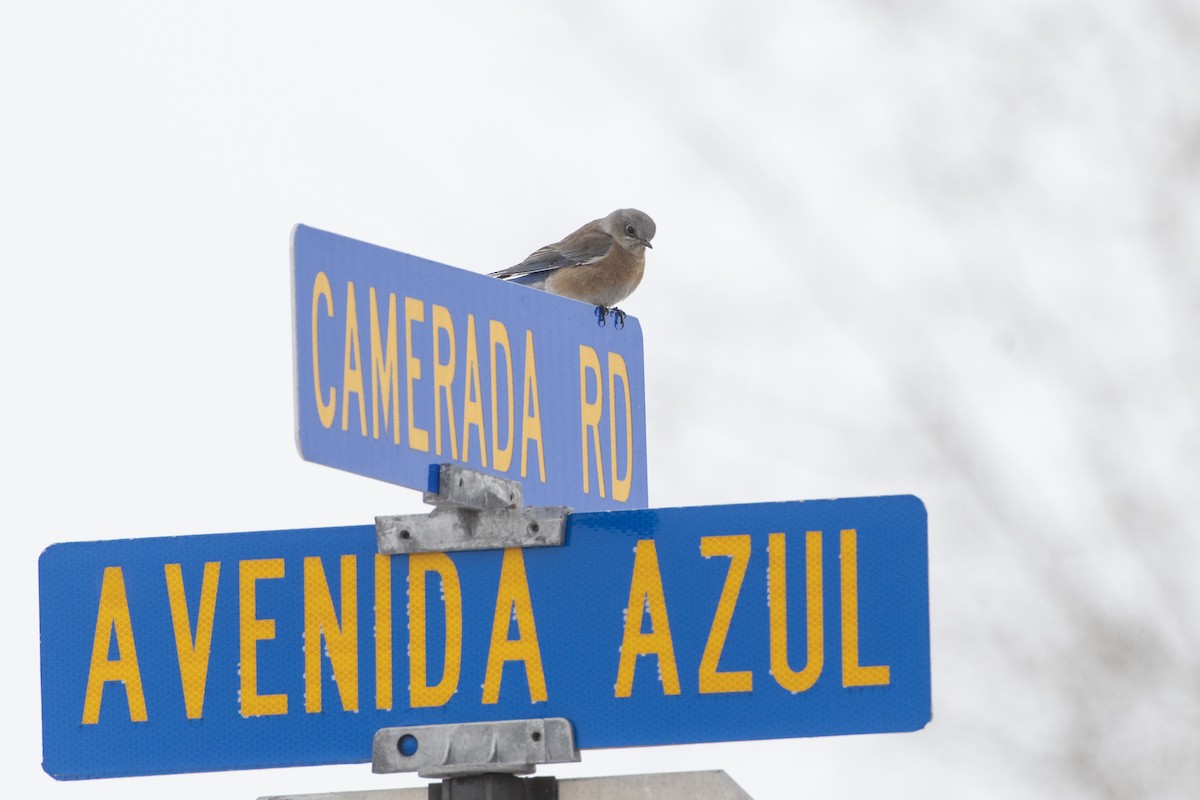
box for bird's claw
[595,306,626,329]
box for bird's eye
[625,225,636,236]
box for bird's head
[604,208,656,252]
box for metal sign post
[260,770,755,800]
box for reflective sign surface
[40,495,929,779]
[293,224,648,511]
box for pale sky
[6,2,1199,798]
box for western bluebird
[490,208,656,326]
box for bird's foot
[595,306,626,329]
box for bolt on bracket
[375,465,571,555]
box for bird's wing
[490,230,614,278]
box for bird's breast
[544,249,645,307]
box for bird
[490,208,656,327]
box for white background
[4,2,1198,798]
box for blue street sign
[39,495,929,780]
[292,225,648,511]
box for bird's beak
[642,240,653,249]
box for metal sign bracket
[373,717,580,778]
[373,469,576,796]
[375,465,572,555]
[373,718,580,799]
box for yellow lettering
[769,531,823,692]
[408,553,463,708]
[520,331,546,481]
[82,566,147,724]
[579,345,605,497]
[311,271,336,428]
[375,554,393,710]
[461,314,487,466]
[432,304,459,459]
[304,555,359,713]
[615,540,679,697]
[405,297,430,452]
[482,549,547,704]
[698,535,752,694]
[239,558,287,717]
[341,282,367,435]
[489,320,514,472]
[369,288,401,444]
[841,529,890,687]
[607,351,633,502]
[165,562,220,719]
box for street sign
[292,224,648,511]
[40,495,929,780]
